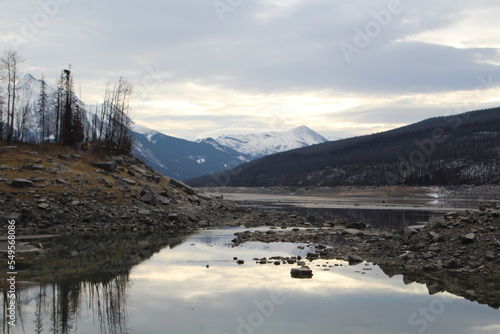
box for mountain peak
[199,126,328,159]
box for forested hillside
[186,108,500,188]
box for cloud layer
[1,0,500,139]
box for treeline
[0,49,133,152]
[186,108,500,187]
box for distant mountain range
[131,123,328,180]
[9,74,328,181]
[186,107,500,188]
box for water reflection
[0,232,189,334]
[271,205,448,228]
[1,228,499,334]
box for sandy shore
[202,186,493,211]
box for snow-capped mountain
[198,126,329,159]
[129,122,246,180]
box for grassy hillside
[0,143,239,233]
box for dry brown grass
[0,143,173,206]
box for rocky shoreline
[231,204,500,308]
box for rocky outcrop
[0,145,245,233]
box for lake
[2,224,499,334]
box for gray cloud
[1,0,500,139]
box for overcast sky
[1,0,500,140]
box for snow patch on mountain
[199,126,328,159]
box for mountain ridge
[198,125,328,159]
[185,107,500,188]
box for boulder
[428,216,447,229]
[121,178,137,186]
[99,178,113,188]
[346,221,368,230]
[140,190,155,204]
[429,231,442,242]
[0,165,14,170]
[462,233,476,244]
[129,165,147,175]
[27,163,46,170]
[11,179,34,188]
[343,228,364,236]
[57,154,71,161]
[92,161,117,172]
[347,254,364,265]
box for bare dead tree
[0,50,24,144]
[0,86,4,141]
[16,80,34,142]
[38,75,49,142]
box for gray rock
[347,254,364,265]
[129,165,147,175]
[0,146,17,151]
[92,161,117,172]
[0,165,14,170]
[343,228,363,236]
[291,266,313,278]
[404,226,419,236]
[27,163,46,170]
[99,178,114,188]
[121,178,137,186]
[53,179,69,185]
[38,203,50,210]
[11,179,34,188]
[346,221,368,230]
[140,190,155,204]
[444,259,462,269]
[110,156,124,164]
[428,216,447,229]
[429,231,442,242]
[485,252,495,261]
[462,233,476,244]
[57,154,71,161]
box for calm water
[2,227,499,334]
